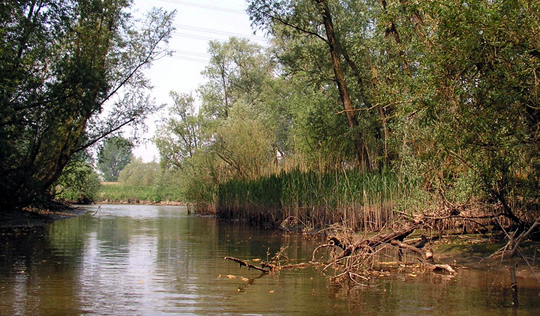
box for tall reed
[215,168,417,230]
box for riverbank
[0,205,85,228]
[96,182,184,205]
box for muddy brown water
[0,204,539,315]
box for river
[0,204,538,315]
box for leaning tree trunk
[315,0,371,170]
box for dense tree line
[0,1,174,211]
[154,0,539,226]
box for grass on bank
[95,182,184,204]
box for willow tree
[200,37,273,120]
[0,1,174,210]
[198,37,278,180]
[248,0,387,170]
[382,0,540,224]
[154,92,201,171]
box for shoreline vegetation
[4,176,539,303]
[89,169,540,291]
[2,1,538,307]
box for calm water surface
[0,204,539,315]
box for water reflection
[0,204,539,315]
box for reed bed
[215,169,417,230]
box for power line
[173,31,265,45]
[174,23,264,42]
[158,0,245,14]
[172,31,267,45]
[172,49,210,58]
[173,31,225,42]
[170,54,209,63]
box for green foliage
[55,158,101,203]
[152,0,540,227]
[154,37,280,209]
[0,1,174,210]
[154,92,201,171]
[118,158,159,187]
[200,37,273,119]
[97,184,183,204]
[390,0,540,222]
[209,106,277,180]
[97,136,134,182]
[97,159,185,203]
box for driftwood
[317,220,459,279]
[488,216,540,307]
[224,257,271,273]
[328,222,419,260]
[224,256,312,273]
[425,263,456,274]
[390,240,431,261]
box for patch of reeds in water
[215,168,415,230]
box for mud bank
[0,206,85,228]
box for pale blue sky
[131,0,267,161]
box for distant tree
[98,137,134,182]
[200,37,272,120]
[154,92,201,171]
[118,158,159,187]
[198,38,278,181]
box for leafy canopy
[0,0,174,210]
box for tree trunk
[315,0,370,170]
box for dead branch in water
[313,214,462,283]
[490,216,540,259]
[486,216,540,307]
[224,256,314,273]
[224,257,271,273]
[327,222,420,261]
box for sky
[130,0,268,162]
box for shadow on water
[0,204,538,315]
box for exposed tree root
[487,216,540,307]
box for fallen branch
[490,216,540,259]
[224,256,312,272]
[280,263,313,269]
[224,257,271,273]
[508,217,540,258]
[425,263,457,274]
[390,240,431,261]
[329,222,419,260]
